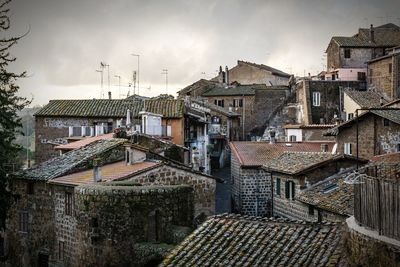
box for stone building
[296,80,366,125]
[325,23,400,80]
[367,46,400,100]
[201,84,290,139]
[263,152,366,222]
[1,136,221,267]
[283,124,335,142]
[34,99,187,163]
[214,60,291,86]
[325,109,400,159]
[343,89,388,120]
[229,141,335,216]
[161,214,346,266]
[177,79,219,99]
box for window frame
[285,180,295,200]
[58,240,65,261]
[276,177,281,196]
[65,192,73,216]
[344,143,352,155]
[19,211,28,233]
[289,135,297,142]
[312,92,321,107]
[344,48,351,58]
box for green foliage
[0,0,30,230]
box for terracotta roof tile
[229,142,335,167]
[264,152,336,174]
[297,171,354,216]
[23,139,126,181]
[50,161,161,186]
[54,133,114,151]
[161,214,344,267]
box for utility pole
[114,75,121,99]
[132,71,137,96]
[162,69,168,94]
[131,54,140,95]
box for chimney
[218,66,225,84]
[108,91,112,100]
[380,97,384,106]
[321,144,329,152]
[370,24,375,43]
[225,66,229,85]
[93,158,102,182]
[269,129,276,144]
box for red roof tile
[54,133,114,151]
[229,141,335,167]
[49,161,161,186]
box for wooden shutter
[276,178,281,196]
[285,181,290,199]
[291,181,296,199]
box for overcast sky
[7,0,400,106]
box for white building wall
[286,129,302,142]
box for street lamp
[131,54,140,95]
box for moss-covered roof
[161,214,345,266]
[35,99,185,118]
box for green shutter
[291,181,296,199]
[285,181,290,199]
[276,178,281,196]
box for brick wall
[336,113,400,159]
[4,180,55,267]
[368,57,393,99]
[230,153,272,217]
[126,165,216,218]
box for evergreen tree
[0,0,30,230]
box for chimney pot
[225,66,229,85]
[370,24,375,43]
[108,91,112,100]
[269,130,276,144]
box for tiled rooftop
[331,23,400,48]
[161,214,344,267]
[344,90,388,108]
[202,85,260,97]
[229,142,335,167]
[35,99,185,118]
[325,109,400,136]
[284,124,335,129]
[24,139,126,180]
[54,133,114,151]
[264,152,336,174]
[50,161,160,186]
[370,152,400,164]
[238,60,291,78]
[297,171,354,216]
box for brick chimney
[108,91,112,100]
[218,66,225,84]
[93,158,102,182]
[370,24,375,43]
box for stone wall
[336,113,400,159]
[3,180,55,267]
[340,47,373,69]
[231,153,272,217]
[368,54,400,100]
[73,184,193,267]
[125,164,216,219]
[326,41,341,71]
[35,116,117,164]
[298,80,366,125]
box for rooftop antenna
[95,68,104,99]
[132,71,137,96]
[131,53,140,95]
[100,62,110,99]
[162,69,168,94]
[114,75,121,99]
[127,82,132,97]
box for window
[312,92,321,106]
[397,144,400,152]
[276,178,281,196]
[19,211,28,233]
[383,119,390,126]
[344,143,352,155]
[0,236,4,257]
[347,113,354,120]
[344,48,351,58]
[58,241,65,261]
[27,182,34,195]
[65,192,73,216]
[389,63,392,74]
[285,181,295,200]
[211,116,220,124]
[233,99,243,107]
[214,99,224,107]
[357,72,366,81]
[289,135,297,142]
[308,205,315,216]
